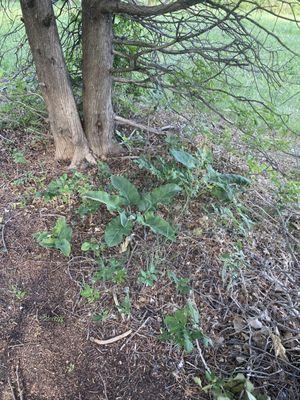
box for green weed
[35,217,72,257]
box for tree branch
[101,0,202,17]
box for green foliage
[83,175,180,247]
[81,240,104,259]
[37,171,93,203]
[104,215,134,247]
[93,309,110,323]
[194,371,270,400]
[161,300,210,352]
[220,241,249,281]
[12,150,27,164]
[35,217,72,257]
[204,166,250,202]
[111,175,142,206]
[212,205,253,237]
[136,144,250,204]
[80,284,100,303]
[117,290,131,316]
[138,263,158,286]
[168,271,191,294]
[11,285,27,300]
[41,314,64,324]
[137,212,176,241]
[93,259,127,285]
[97,161,111,178]
[170,149,200,169]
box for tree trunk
[20,0,94,166]
[82,0,115,157]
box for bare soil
[0,128,299,400]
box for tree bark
[20,0,94,166]
[82,0,115,157]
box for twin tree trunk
[20,0,114,166]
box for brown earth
[0,128,299,400]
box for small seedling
[66,363,75,374]
[11,285,27,300]
[117,290,131,316]
[80,284,100,303]
[12,150,27,164]
[194,371,270,400]
[138,263,158,287]
[93,259,127,285]
[161,300,211,352]
[168,271,191,294]
[81,240,104,259]
[35,217,72,257]
[97,161,111,178]
[219,241,249,281]
[41,314,64,324]
[93,309,110,323]
[37,171,92,202]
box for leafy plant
[81,240,104,259]
[212,204,253,237]
[194,371,270,400]
[161,300,210,352]
[97,161,111,178]
[41,314,64,324]
[93,259,127,285]
[93,309,110,323]
[83,175,181,247]
[12,150,27,164]
[117,290,131,316]
[35,217,72,257]
[138,262,158,286]
[80,284,100,303]
[11,285,27,300]
[168,271,191,294]
[219,241,249,281]
[37,171,93,202]
[204,165,250,202]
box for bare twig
[90,329,133,345]
[115,115,163,135]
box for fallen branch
[115,115,163,135]
[90,329,132,345]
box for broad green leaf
[140,184,182,211]
[246,392,258,400]
[105,215,133,247]
[138,212,176,241]
[170,149,199,169]
[81,242,91,251]
[187,300,200,327]
[193,377,202,387]
[111,175,141,205]
[56,238,71,257]
[183,331,194,352]
[119,210,128,227]
[83,191,125,211]
[220,173,251,186]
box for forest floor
[0,124,299,400]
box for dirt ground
[0,128,299,400]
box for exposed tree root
[69,148,97,169]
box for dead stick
[115,115,163,135]
[8,377,17,400]
[0,220,8,253]
[15,364,24,400]
[90,329,132,345]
